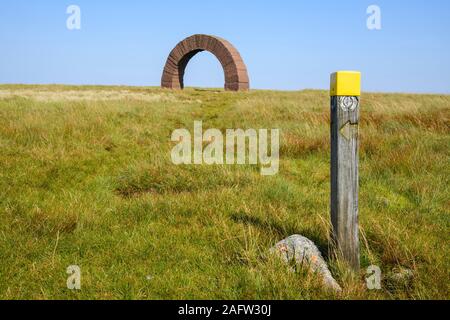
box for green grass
[0,85,448,300]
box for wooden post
[330,71,361,271]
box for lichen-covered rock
[270,235,342,292]
[387,268,414,287]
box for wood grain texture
[330,96,360,271]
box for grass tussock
[0,85,448,300]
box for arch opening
[182,50,225,89]
[161,34,249,91]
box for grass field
[0,85,448,300]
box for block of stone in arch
[225,82,249,91]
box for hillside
[0,85,448,299]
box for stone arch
[161,34,249,91]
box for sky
[0,0,449,93]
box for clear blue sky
[1,0,449,93]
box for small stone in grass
[270,235,342,292]
[388,268,414,287]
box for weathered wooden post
[330,71,361,271]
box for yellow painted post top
[330,71,361,96]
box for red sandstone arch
[161,34,249,91]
